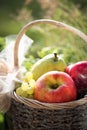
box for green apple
[31,53,66,80]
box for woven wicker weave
[6,19,87,130]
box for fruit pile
[16,72,36,98]
[16,53,87,103]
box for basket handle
[14,19,87,68]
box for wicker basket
[6,19,87,130]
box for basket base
[6,98,87,130]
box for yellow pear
[31,53,66,80]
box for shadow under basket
[6,19,87,130]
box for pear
[31,53,66,80]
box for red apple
[66,61,87,97]
[34,71,77,103]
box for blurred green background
[0,0,87,36]
[0,0,87,64]
[0,0,87,129]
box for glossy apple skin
[34,71,77,103]
[66,61,87,97]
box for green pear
[31,53,66,80]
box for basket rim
[11,91,87,110]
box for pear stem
[54,53,58,61]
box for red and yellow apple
[66,61,87,97]
[34,71,77,103]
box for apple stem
[54,53,58,62]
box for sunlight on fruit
[27,79,36,95]
[29,79,36,88]
[16,87,28,98]
[16,87,22,95]
[21,82,29,91]
[16,71,36,98]
[27,87,34,95]
[23,72,33,82]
